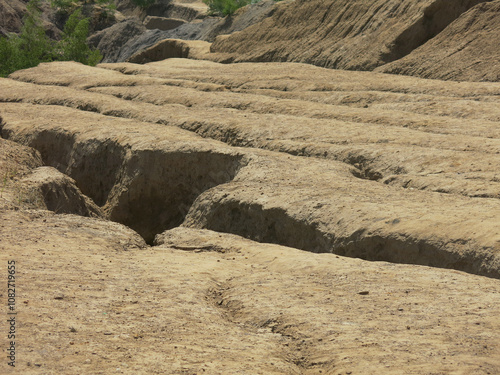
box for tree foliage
[56,8,103,65]
[0,0,102,77]
[0,0,55,76]
[203,0,255,16]
[51,0,115,14]
[50,0,75,11]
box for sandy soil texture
[0,59,499,373]
[207,0,500,82]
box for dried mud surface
[1,59,500,374]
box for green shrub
[0,0,102,78]
[0,0,55,77]
[95,0,116,7]
[203,0,255,16]
[50,0,76,12]
[51,0,115,13]
[55,8,103,65]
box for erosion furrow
[155,227,500,374]
[1,60,500,278]
[0,104,245,244]
[88,84,500,139]
[1,66,500,201]
[98,60,500,97]
[4,101,499,277]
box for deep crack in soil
[0,124,244,244]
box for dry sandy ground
[1,206,500,374]
[0,59,500,374]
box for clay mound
[143,15,186,30]
[210,0,485,71]
[377,0,500,82]
[0,137,102,216]
[0,136,41,177]
[126,39,211,63]
[0,136,42,210]
[115,28,175,62]
[20,166,104,217]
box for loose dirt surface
[1,59,500,373]
[377,0,500,82]
[209,0,486,72]
[0,0,26,35]
[1,214,500,375]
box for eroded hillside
[208,0,500,82]
[1,59,500,374]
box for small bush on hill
[55,8,103,65]
[51,0,115,14]
[203,0,258,16]
[0,0,102,77]
[0,0,55,77]
[50,0,75,11]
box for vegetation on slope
[203,0,281,16]
[50,0,115,14]
[0,0,104,77]
[130,0,157,8]
[203,0,256,16]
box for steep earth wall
[377,0,500,82]
[0,0,26,36]
[0,0,62,38]
[210,0,488,72]
[111,0,276,63]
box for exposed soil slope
[163,0,278,43]
[1,60,500,277]
[377,0,500,82]
[88,19,148,63]
[0,0,62,38]
[116,0,208,22]
[126,39,211,63]
[1,59,500,374]
[1,214,500,374]
[1,141,500,374]
[0,0,26,36]
[210,0,486,71]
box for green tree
[0,0,55,77]
[203,0,255,16]
[50,0,115,13]
[0,0,103,77]
[50,0,75,12]
[55,8,102,65]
